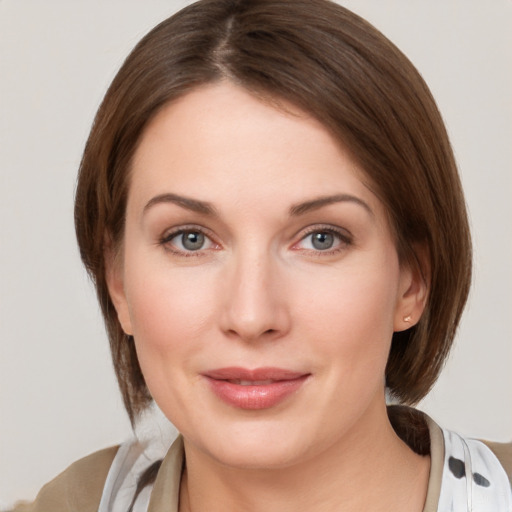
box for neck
[179,404,430,512]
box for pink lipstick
[202,367,309,409]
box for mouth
[202,367,310,410]
[227,379,277,386]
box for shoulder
[437,427,512,510]
[387,406,512,511]
[480,440,512,483]
[11,446,119,512]
[388,405,512,486]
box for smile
[202,367,310,410]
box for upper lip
[202,367,308,381]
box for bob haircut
[75,0,471,424]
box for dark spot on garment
[473,472,491,487]
[448,456,491,488]
[449,456,466,479]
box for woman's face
[108,82,425,468]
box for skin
[107,82,430,511]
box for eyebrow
[143,193,217,216]
[143,192,372,218]
[289,194,373,217]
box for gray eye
[311,232,335,250]
[181,231,205,251]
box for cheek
[123,260,220,413]
[294,258,400,368]
[123,250,218,359]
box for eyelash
[158,224,353,257]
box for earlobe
[394,253,429,332]
[104,238,133,336]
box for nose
[219,249,291,343]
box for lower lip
[205,376,309,410]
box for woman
[11,0,511,511]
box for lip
[202,367,310,410]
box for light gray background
[1,1,511,506]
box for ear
[104,236,133,336]
[393,247,429,332]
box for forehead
[128,82,379,218]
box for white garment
[438,429,512,511]
[98,403,178,512]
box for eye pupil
[182,231,204,250]
[312,232,334,250]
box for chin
[189,419,320,470]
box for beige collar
[422,414,445,512]
[147,435,184,512]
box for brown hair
[75,0,471,424]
